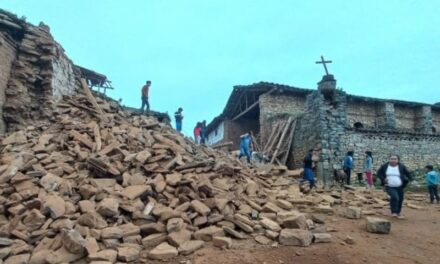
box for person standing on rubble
[343,151,354,185]
[200,120,207,144]
[377,154,412,219]
[174,107,184,133]
[140,80,151,114]
[193,122,202,144]
[364,151,374,190]
[302,149,316,189]
[238,133,252,163]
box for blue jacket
[343,156,353,169]
[426,171,440,186]
[240,135,250,148]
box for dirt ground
[165,199,440,264]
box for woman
[377,154,412,219]
[364,151,373,190]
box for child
[425,165,440,204]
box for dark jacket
[303,154,313,169]
[377,162,412,188]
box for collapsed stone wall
[340,129,440,173]
[0,10,81,133]
[0,30,17,133]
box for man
[238,133,252,163]
[140,80,151,113]
[174,107,184,133]
[200,120,207,144]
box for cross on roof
[315,55,332,75]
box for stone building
[206,75,440,185]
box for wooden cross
[315,55,332,75]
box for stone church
[206,74,440,185]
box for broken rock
[279,229,313,247]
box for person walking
[193,122,202,144]
[302,149,316,189]
[140,80,151,113]
[174,108,183,133]
[238,133,252,163]
[425,165,440,204]
[343,151,354,185]
[364,151,374,190]
[377,154,412,219]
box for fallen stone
[168,228,191,247]
[62,229,86,254]
[366,217,391,234]
[178,240,205,255]
[0,238,13,246]
[190,200,211,216]
[279,229,313,247]
[260,217,282,232]
[282,214,308,229]
[89,249,118,263]
[77,212,108,229]
[345,206,362,219]
[313,233,332,243]
[167,218,184,233]
[42,194,65,219]
[255,235,272,245]
[4,254,30,264]
[117,246,140,262]
[344,235,355,244]
[194,226,224,241]
[101,227,123,239]
[121,185,149,200]
[142,233,168,248]
[223,226,246,239]
[148,242,178,260]
[213,236,232,248]
[97,198,119,217]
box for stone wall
[432,109,440,131]
[0,10,81,132]
[346,101,378,128]
[0,31,17,133]
[259,92,306,144]
[340,129,440,173]
[395,104,416,130]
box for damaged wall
[0,31,17,133]
[0,10,81,133]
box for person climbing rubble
[238,132,252,163]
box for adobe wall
[0,10,81,132]
[394,104,416,130]
[259,92,306,145]
[0,31,17,133]
[224,118,259,149]
[346,101,378,128]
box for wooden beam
[232,87,277,121]
[271,117,293,163]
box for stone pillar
[317,75,337,100]
[379,102,396,129]
[416,105,432,134]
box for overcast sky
[2,0,439,136]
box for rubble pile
[0,92,327,263]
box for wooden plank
[281,120,297,164]
[263,122,280,152]
[92,122,102,152]
[80,78,106,120]
[265,120,286,154]
[271,117,293,164]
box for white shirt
[386,165,402,187]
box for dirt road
[182,203,440,264]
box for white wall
[207,121,224,145]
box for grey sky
[2,0,439,136]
